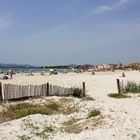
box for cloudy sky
[0,0,140,65]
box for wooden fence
[0,82,85,101]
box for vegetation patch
[63,118,80,126]
[108,93,130,98]
[62,110,103,134]
[88,109,101,118]
[82,95,94,101]
[17,135,31,140]
[63,117,103,134]
[71,87,85,98]
[21,118,54,139]
[35,131,49,139]
[59,104,78,115]
[0,98,79,122]
[122,81,140,93]
[35,126,53,139]
[0,102,59,121]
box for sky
[0,0,140,66]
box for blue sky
[0,0,140,65]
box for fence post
[116,79,121,94]
[47,82,49,96]
[0,83,2,101]
[82,82,86,97]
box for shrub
[72,87,85,97]
[88,109,101,118]
[123,81,140,93]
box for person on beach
[0,70,15,80]
[91,70,95,75]
[122,72,126,77]
[26,71,33,76]
[41,71,45,75]
[2,75,9,80]
[0,75,9,80]
[9,70,14,79]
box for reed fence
[0,83,79,101]
[0,82,85,101]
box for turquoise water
[0,68,73,73]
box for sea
[0,68,73,73]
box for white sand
[0,71,140,140]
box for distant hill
[0,63,35,68]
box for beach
[0,70,140,140]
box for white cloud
[119,0,131,4]
[91,0,133,15]
[93,5,113,14]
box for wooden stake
[47,82,49,96]
[82,82,86,97]
[0,83,2,101]
[117,79,121,94]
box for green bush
[88,109,101,118]
[72,87,85,97]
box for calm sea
[0,68,73,73]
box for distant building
[98,64,118,70]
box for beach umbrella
[49,69,54,72]
[8,70,12,72]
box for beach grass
[108,93,130,98]
[4,102,59,119]
[0,99,79,122]
[122,81,140,93]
